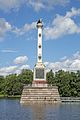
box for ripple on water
[0,99,80,120]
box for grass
[0,94,21,99]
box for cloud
[0,0,69,12]
[0,55,30,76]
[0,18,12,38]
[0,18,36,40]
[14,56,28,64]
[20,64,30,69]
[0,51,80,76]
[13,21,36,35]
[44,62,49,66]
[44,8,80,40]
[66,7,80,17]
[0,64,30,76]
[1,49,18,53]
[28,0,45,11]
[0,66,18,76]
[1,7,80,41]
[0,0,24,12]
[60,56,67,60]
[28,0,69,12]
[45,51,80,72]
[73,51,80,59]
[15,64,30,74]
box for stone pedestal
[20,86,61,104]
[33,63,47,87]
[32,80,47,87]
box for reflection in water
[27,103,61,120]
[21,103,80,120]
[0,99,80,120]
[32,104,45,120]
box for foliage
[0,76,5,94]
[18,69,33,85]
[0,69,33,96]
[4,74,23,95]
[46,70,80,97]
[0,69,80,97]
[46,70,55,85]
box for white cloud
[0,0,69,12]
[0,51,80,76]
[0,18,12,38]
[0,64,30,76]
[20,64,30,70]
[0,18,36,40]
[0,0,24,12]
[28,0,45,11]
[73,51,80,59]
[28,0,69,12]
[45,51,80,72]
[66,7,80,18]
[0,7,80,41]
[44,62,49,66]
[60,56,67,60]
[14,56,28,64]
[23,22,36,32]
[15,64,30,74]
[13,21,36,35]
[1,49,18,53]
[44,8,80,40]
[0,66,18,76]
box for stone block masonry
[20,86,61,104]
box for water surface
[0,99,80,120]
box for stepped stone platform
[20,85,61,104]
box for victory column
[33,19,47,87]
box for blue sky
[0,0,80,76]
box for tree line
[0,69,80,97]
[0,69,33,96]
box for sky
[0,0,80,76]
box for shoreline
[0,95,21,99]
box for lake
[0,99,80,120]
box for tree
[69,72,77,97]
[0,76,5,94]
[75,71,80,96]
[12,82,23,95]
[0,69,80,97]
[4,74,23,95]
[4,74,18,95]
[55,70,71,97]
[3,69,33,96]
[18,69,33,85]
[46,70,55,85]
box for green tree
[75,71,80,96]
[12,82,23,95]
[4,74,23,95]
[0,76,5,94]
[69,72,77,97]
[0,68,80,97]
[55,70,71,97]
[18,69,33,85]
[46,70,55,85]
